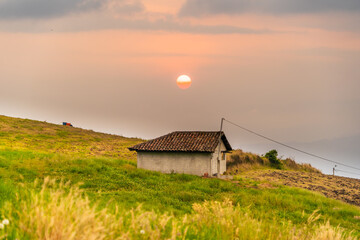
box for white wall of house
[137,151,212,176]
[210,140,227,175]
[136,139,228,176]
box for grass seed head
[1,220,9,225]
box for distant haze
[1,0,359,178]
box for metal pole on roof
[217,118,225,176]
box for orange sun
[176,75,191,89]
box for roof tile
[128,131,232,152]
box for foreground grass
[0,178,358,240]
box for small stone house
[128,131,232,176]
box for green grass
[0,115,360,239]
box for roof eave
[128,149,215,153]
[220,133,232,151]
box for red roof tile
[128,131,232,152]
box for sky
[0,0,359,177]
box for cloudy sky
[1,0,359,177]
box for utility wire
[223,118,360,172]
[335,169,360,177]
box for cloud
[0,0,277,34]
[102,0,145,16]
[106,18,274,34]
[179,0,360,16]
[0,0,144,19]
[0,12,276,34]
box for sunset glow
[176,75,192,89]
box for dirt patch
[241,170,360,207]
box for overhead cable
[335,169,360,177]
[223,118,360,172]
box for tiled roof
[128,131,232,152]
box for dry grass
[310,221,357,240]
[282,157,321,173]
[226,150,269,174]
[1,178,358,240]
[3,178,178,240]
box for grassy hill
[0,115,359,239]
[227,149,360,207]
[0,115,141,159]
[240,169,360,207]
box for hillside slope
[0,115,360,239]
[226,149,360,208]
[240,170,360,207]
[0,115,142,160]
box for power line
[335,169,360,177]
[223,118,360,172]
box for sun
[176,75,191,89]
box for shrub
[265,149,282,169]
